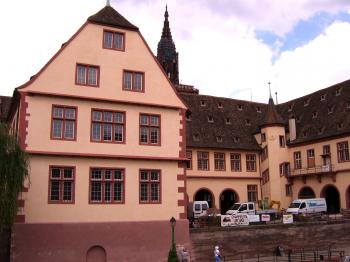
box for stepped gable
[88,5,138,31]
[0,96,12,122]
[277,79,350,145]
[181,93,267,151]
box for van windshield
[229,204,241,210]
[289,202,301,208]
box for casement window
[337,141,350,162]
[186,150,192,170]
[139,170,161,203]
[91,110,125,143]
[49,166,74,203]
[51,106,77,140]
[103,30,125,50]
[307,149,315,168]
[285,184,292,196]
[197,151,209,170]
[123,70,144,92]
[139,114,160,145]
[246,154,256,172]
[76,64,99,86]
[262,169,269,185]
[279,162,290,177]
[294,151,302,169]
[214,152,225,171]
[261,146,268,161]
[230,153,241,171]
[89,168,124,203]
[279,135,285,147]
[247,185,258,202]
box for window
[247,185,258,202]
[323,145,330,155]
[49,166,74,203]
[245,119,251,126]
[139,170,161,203]
[246,154,256,172]
[225,118,231,125]
[294,151,302,169]
[197,151,209,170]
[123,70,144,92]
[193,134,200,141]
[312,111,318,118]
[307,149,315,168]
[262,169,269,184]
[233,136,240,143]
[76,64,99,86]
[208,116,214,123]
[279,162,290,177]
[304,99,310,106]
[103,30,125,50]
[285,184,292,196]
[91,110,125,143]
[288,104,293,112]
[238,105,243,111]
[139,114,160,145]
[186,150,192,170]
[336,88,342,96]
[279,135,285,147]
[261,146,268,161]
[256,107,261,113]
[217,102,223,108]
[214,152,225,171]
[320,94,326,101]
[200,100,206,107]
[89,168,125,203]
[261,133,266,143]
[216,136,223,143]
[230,153,241,171]
[51,106,76,140]
[328,106,334,114]
[337,141,349,162]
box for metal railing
[289,165,334,177]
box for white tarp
[221,214,250,227]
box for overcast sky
[1,0,350,103]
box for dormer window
[216,136,223,143]
[103,30,125,51]
[335,88,342,96]
[233,136,240,143]
[256,107,261,113]
[193,134,200,141]
[346,102,350,109]
[185,111,192,121]
[296,116,301,123]
[208,116,214,123]
[237,105,243,111]
[320,94,326,101]
[225,118,231,125]
[217,102,223,108]
[200,100,206,107]
[288,104,293,112]
[312,111,318,118]
[304,99,310,107]
[318,127,325,135]
[245,119,251,126]
[303,131,308,137]
[328,106,334,114]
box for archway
[347,186,350,209]
[321,185,340,214]
[194,188,214,208]
[298,186,316,199]
[86,246,106,262]
[220,189,239,214]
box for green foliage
[168,243,179,262]
[0,123,28,232]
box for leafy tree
[0,123,29,261]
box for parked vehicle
[188,201,209,219]
[225,202,278,216]
[286,198,327,214]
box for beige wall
[25,95,183,158]
[23,156,184,223]
[20,23,185,109]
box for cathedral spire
[157,5,179,85]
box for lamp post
[168,216,179,262]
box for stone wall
[190,220,350,262]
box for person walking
[214,246,221,262]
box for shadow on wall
[86,246,106,262]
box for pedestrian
[214,246,221,262]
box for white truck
[188,201,209,219]
[225,202,278,216]
[286,198,327,215]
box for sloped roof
[88,5,138,31]
[181,78,350,149]
[0,96,12,122]
[277,79,350,145]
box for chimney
[289,118,296,141]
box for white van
[286,198,327,214]
[188,201,209,219]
